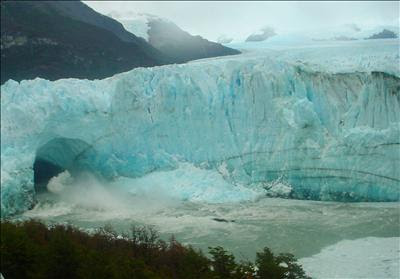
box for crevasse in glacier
[1,41,399,216]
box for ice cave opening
[33,159,65,192]
[33,137,98,193]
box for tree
[255,247,283,279]
[275,253,310,279]
[209,246,237,278]
[255,248,310,279]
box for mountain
[306,24,399,41]
[366,29,398,40]
[246,26,276,42]
[110,12,241,63]
[0,1,171,84]
[1,1,240,84]
[44,1,147,43]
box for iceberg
[1,40,399,216]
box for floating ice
[1,40,399,216]
[299,237,400,279]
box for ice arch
[33,138,99,192]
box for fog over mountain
[85,1,399,41]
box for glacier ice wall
[1,46,399,216]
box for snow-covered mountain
[108,12,240,63]
[1,39,399,216]
[106,11,158,42]
[0,1,171,84]
[227,24,399,45]
[306,24,399,41]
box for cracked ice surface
[1,39,399,216]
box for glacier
[1,39,399,216]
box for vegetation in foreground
[1,220,310,279]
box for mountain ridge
[1,1,240,84]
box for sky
[84,1,400,41]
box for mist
[84,1,399,41]
[31,170,182,220]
